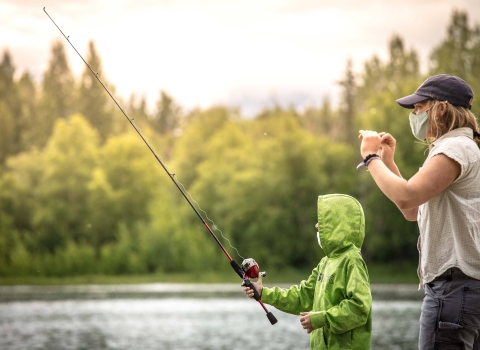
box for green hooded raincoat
[261,194,372,349]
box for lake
[0,283,423,350]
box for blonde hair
[428,100,480,148]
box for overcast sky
[1,0,479,116]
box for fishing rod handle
[243,278,261,301]
[266,312,278,325]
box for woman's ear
[438,101,448,115]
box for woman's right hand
[242,273,263,299]
[378,132,396,164]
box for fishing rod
[43,7,277,325]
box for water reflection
[0,284,422,350]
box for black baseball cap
[396,74,474,109]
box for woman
[358,74,480,350]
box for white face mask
[409,110,430,141]
[317,232,322,248]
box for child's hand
[300,312,313,333]
[242,272,263,299]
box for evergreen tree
[0,50,17,164]
[174,107,231,188]
[35,40,76,148]
[0,50,33,163]
[337,59,357,144]
[127,93,152,134]
[354,35,422,262]
[78,40,117,141]
[128,93,150,122]
[0,50,14,98]
[302,97,340,140]
[152,90,182,135]
[16,73,38,153]
[429,9,480,111]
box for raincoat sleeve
[260,266,319,315]
[310,258,371,333]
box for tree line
[0,9,479,277]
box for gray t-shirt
[417,127,480,285]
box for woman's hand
[242,273,263,299]
[358,130,382,158]
[300,312,313,334]
[378,132,396,165]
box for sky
[1,0,479,117]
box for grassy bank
[0,263,418,285]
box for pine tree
[128,93,150,125]
[354,35,422,262]
[0,50,14,98]
[429,9,480,111]
[152,90,182,135]
[78,40,116,141]
[16,73,38,153]
[301,97,340,140]
[0,50,21,163]
[337,59,357,144]
[35,40,76,148]
[0,51,15,163]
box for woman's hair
[428,100,480,148]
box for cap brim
[396,93,431,109]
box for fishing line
[41,7,242,259]
[177,181,245,260]
[43,7,275,325]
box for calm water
[0,284,422,350]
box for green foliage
[78,40,118,140]
[0,51,37,163]
[34,114,100,252]
[34,40,76,148]
[354,34,423,261]
[151,90,183,135]
[301,97,340,139]
[338,59,357,144]
[186,109,357,270]
[429,10,480,112]
[174,106,233,187]
[0,9,478,279]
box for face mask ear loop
[317,232,322,248]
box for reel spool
[241,258,266,279]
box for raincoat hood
[317,194,365,257]
[261,194,372,350]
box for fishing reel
[230,257,277,324]
[241,258,266,279]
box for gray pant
[419,267,480,350]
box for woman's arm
[366,154,459,208]
[359,130,460,217]
[367,132,419,221]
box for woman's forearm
[382,159,402,178]
[377,159,418,221]
[365,159,419,210]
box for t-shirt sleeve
[428,137,476,182]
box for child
[243,194,372,349]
